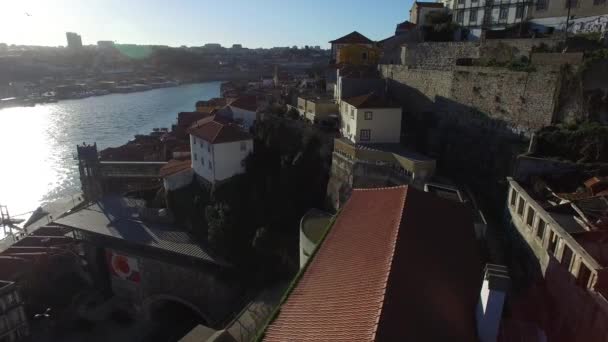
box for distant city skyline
[0,0,412,49]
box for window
[456,10,464,23]
[526,207,535,227]
[360,129,371,141]
[510,188,517,206]
[458,0,465,4]
[362,52,368,60]
[364,111,373,120]
[576,263,592,288]
[516,5,524,18]
[561,245,574,269]
[350,107,354,118]
[208,144,211,152]
[499,6,508,19]
[193,137,197,144]
[536,219,546,240]
[347,124,350,134]
[548,231,558,255]
[201,156,205,165]
[194,153,197,161]
[240,141,247,151]
[200,140,204,148]
[565,0,578,8]
[594,0,606,5]
[469,10,478,22]
[536,0,549,10]
[208,160,212,169]
[517,197,525,217]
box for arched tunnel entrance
[143,296,210,342]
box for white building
[160,159,193,192]
[189,115,253,185]
[228,96,258,129]
[445,0,530,38]
[339,93,402,144]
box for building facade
[66,32,82,49]
[189,116,253,185]
[447,0,531,36]
[410,1,447,26]
[339,93,402,144]
[0,282,28,342]
[506,176,608,341]
[329,31,374,62]
[296,96,338,123]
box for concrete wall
[163,168,193,191]
[530,0,608,21]
[213,140,253,182]
[353,107,402,143]
[401,42,480,70]
[531,14,608,34]
[191,135,214,182]
[335,77,385,103]
[228,106,256,129]
[191,135,252,183]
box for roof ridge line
[371,186,408,340]
[352,185,407,192]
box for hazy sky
[0,0,413,48]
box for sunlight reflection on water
[0,82,220,224]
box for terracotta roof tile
[229,96,258,112]
[264,186,480,342]
[188,115,252,144]
[160,159,191,178]
[330,31,374,44]
[342,92,400,109]
[177,112,211,128]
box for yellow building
[336,44,381,66]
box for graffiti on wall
[569,15,608,34]
[106,249,141,283]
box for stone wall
[531,52,584,66]
[381,64,561,134]
[380,65,453,113]
[401,42,480,70]
[481,37,563,58]
[448,66,560,133]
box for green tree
[205,203,237,255]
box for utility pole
[565,0,573,37]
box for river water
[0,82,221,222]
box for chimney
[476,264,510,342]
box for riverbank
[0,81,222,225]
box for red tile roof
[229,96,258,112]
[342,92,401,109]
[196,97,227,108]
[160,159,192,178]
[177,111,211,128]
[264,186,481,342]
[188,115,252,144]
[330,31,374,44]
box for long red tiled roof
[188,115,252,144]
[229,96,258,112]
[264,186,481,341]
[342,92,401,109]
[177,111,211,128]
[330,31,374,44]
[160,159,191,177]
